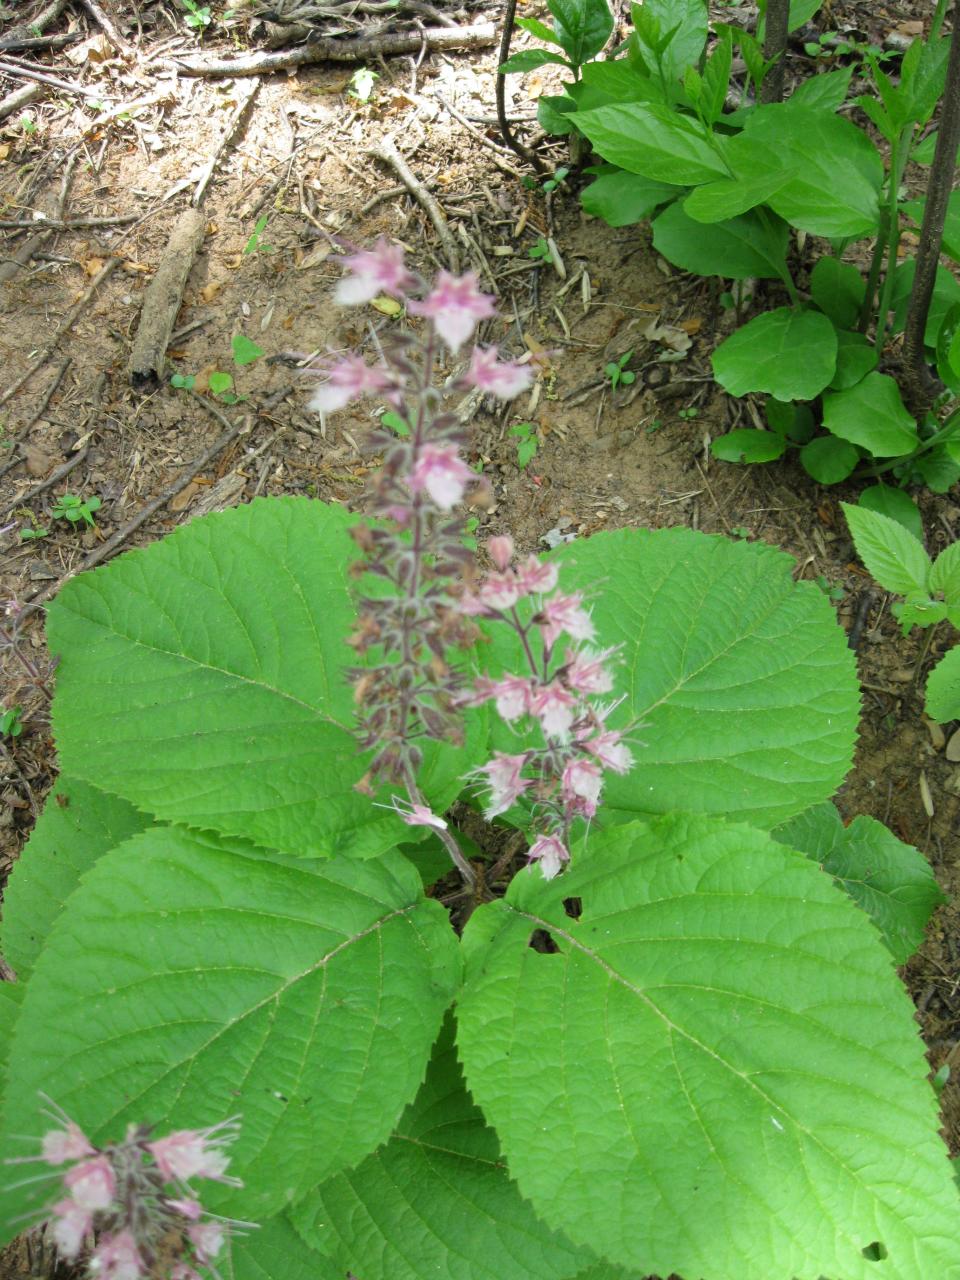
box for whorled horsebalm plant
[309,237,635,883]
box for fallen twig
[128,208,207,391]
[0,444,90,523]
[0,81,42,123]
[370,137,459,272]
[0,32,78,53]
[170,22,495,76]
[76,0,136,58]
[0,214,138,229]
[192,78,260,206]
[5,0,68,40]
[0,58,104,99]
[433,93,525,179]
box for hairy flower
[65,1157,115,1212]
[583,728,634,775]
[539,592,596,650]
[43,1122,95,1165]
[147,1128,233,1183]
[187,1220,225,1264]
[408,442,474,510]
[477,752,531,818]
[561,758,603,815]
[527,833,569,880]
[464,346,533,398]
[50,1198,92,1260]
[335,237,414,305]
[478,571,522,611]
[409,271,497,352]
[308,354,390,415]
[380,797,448,831]
[515,556,558,596]
[89,1230,142,1280]
[529,681,577,741]
[564,647,616,696]
[487,535,514,571]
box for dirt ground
[1,0,958,1274]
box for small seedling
[508,421,539,469]
[20,525,48,542]
[730,526,751,540]
[677,405,699,420]
[528,237,551,262]
[348,68,379,103]
[542,166,570,193]
[381,412,410,437]
[20,116,37,135]
[170,373,196,390]
[52,493,101,528]
[181,0,212,30]
[816,575,846,603]
[604,351,635,391]
[645,417,664,433]
[0,704,23,738]
[243,214,276,256]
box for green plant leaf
[456,814,960,1280]
[500,48,570,73]
[46,498,483,859]
[890,260,960,343]
[491,528,858,828]
[232,333,264,366]
[546,0,613,66]
[787,64,853,110]
[225,1214,339,1280]
[711,429,786,463]
[516,15,563,44]
[290,1017,595,1280]
[902,191,960,264]
[930,540,960,601]
[841,502,932,597]
[0,827,461,1228]
[800,435,860,484]
[682,170,792,223]
[712,307,838,399]
[654,203,789,280]
[574,103,728,184]
[828,329,877,390]
[809,257,865,329]
[699,26,732,124]
[634,0,707,85]
[858,484,923,541]
[581,168,679,226]
[926,645,960,722]
[537,94,578,134]
[822,373,919,458]
[914,445,960,494]
[773,803,945,963]
[765,398,814,442]
[208,370,234,395]
[567,59,662,110]
[731,106,882,238]
[0,778,147,982]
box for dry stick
[0,81,42,123]
[192,78,260,206]
[0,59,104,99]
[76,0,136,58]
[433,93,525,179]
[0,258,118,407]
[0,150,75,288]
[0,357,72,482]
[170,22,495,77]
[0,445,90,522]
[370,137,460,272]
[128,207,206,391]
[0,32,78,53]
[0,214,138,229]
[903,0,960,415]
[5,0,68,39]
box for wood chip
[946,728,960,763]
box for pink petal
[527,834,569,880]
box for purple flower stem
[401,762,476,888]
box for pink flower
[89,1230,142,1280]
[515,556,558,596]
[408,442,474,510]
[527,834,569,880]
[188,1221,225,1264]
[65,1156,115,1211]
[464,346,533,398]
[171,1268,203,1280]
[50,1198,92,1260]
[479,571,521,611]
[584,729,634,775]
[490,675,534,722]
[529,682,577,741]
[477,752,531,818]
[539,593,596,649]
[308,354,389,414]
[167,1198,203,1221]
[562,758,603,815]
[564,647,616,695]
[409,271,497,352]
[487,535,514,572]
[457,589,491,616]
[147,1130,231,1183]
[42,1122,94,1165]
[335,237,414,305]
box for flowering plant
[1,241,958,1280]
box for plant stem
[760,0,790,104]
[856,408,960,478]
[402,763,476,887]
[875,126,913,350]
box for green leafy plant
[844,501,960,723]
[347,67,379,102]
[170,334,265,404]
[242,213,276,256]
[180,0,212,30]
[51,494,101,528]
[527,236,551,261]
[604,349,635,390]
[508,420,539,468]
[0,704,23,738]
[2,246,959,1280]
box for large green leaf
[490,528,858,828]
[225,1214,339,1280]
[930,540,960,601]
[0,778,147,981]
[46,498,482,859]
[823,374,919,459]
[632,0,707,86]
[290,1018,595,1280]
[682,169,792,223]
[712,307,838,400]
[0,826,461,1229]
[731,106,882,237]
[567,60,662,111]
[858,484,923,541]
[652,202,789,280]
[903,191,960,263]
[800,435,859,484]
[546,0,612,67]
[810,257,865,329]
[926,646,960,722]
[573,103,728,184]
[773,803,946,964]
[828,329,877,390]
[842,503,932,598]
[456,814,960,1280]
[581,168,680,227]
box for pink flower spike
[409,271,497,352]
[515,556,558,596]
[335,237,414,306]
[42,1122,94,1165]
[308,354,389,415]
[167,1198,203,1221]
[477,752,531,818]
[408,442,474,510]
[479,571,522,611]
[464,346,533,399]
[376,796,448,831]
[147,1130,232,1183]
[584,730,634,775]
[188,1221,226,1264]
[530,682,577,741]
[89,1230,142,1280]
[539,592,596,650]
[487,535,514,572]
[564,647,616,695]
[50,1198,92,1261]
[490,675,534,722]
[562,758,603,811]
[527,834,569,880]
[65,1156,115,1211]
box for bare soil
[1,0,958,1276]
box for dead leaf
[121,259,151,274]
[82,257,105,277]
[297,243,332,271]
[201,282,222,303]
[896,20,924,35]
[24,445,56,477]
[947,728,960,763]
[170,481,202,513]
[679,317,702,335]
[0,143,9,162]
[637,316,692,353]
